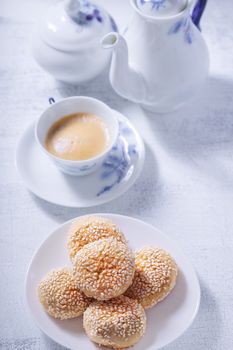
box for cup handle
[191,0,208,30]
[49,97,56,105]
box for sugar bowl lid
[38,0,113,51]
[135,0,187,17]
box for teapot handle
[191,0,208,30]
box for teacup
[35,96,119,176]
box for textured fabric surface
[1,0,233,349]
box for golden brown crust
[67,216,126,262]
[83,296,146,349]
[38,268,91,320]
[73,238,135,300]
[125,247,178,309]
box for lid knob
[65,0,103,25]
[136,0,187,17]
[65,0,81,22]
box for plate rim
[15,111,145,208]
[25,213,201,350]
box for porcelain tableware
[16,110,144,207]
[35,96,119,176]
[25,214,200,350]
[32,0,118,84]
[102,0,209,113]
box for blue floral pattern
[97,121,138,197]
[139,0,166,10]
[67,0,103,25]
[66,0,118,31]
[168,17,193,44]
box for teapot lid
[38,0,113,51]
[135,0,187,17]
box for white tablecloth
[1,0,233,349]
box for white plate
[26,214,200,350]
[16,111,145,207]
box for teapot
[32,0,117,84]
[102,0,209,113]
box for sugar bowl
[32,0,118,84]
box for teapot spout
[102,32,146,104]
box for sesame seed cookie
[73,238,135,300]
[67,216,126,262]
[38,268,91,320]
[83,295,146,349]
[125,247,178,309]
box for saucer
[16,111,145,207]
[26,214,200,350]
